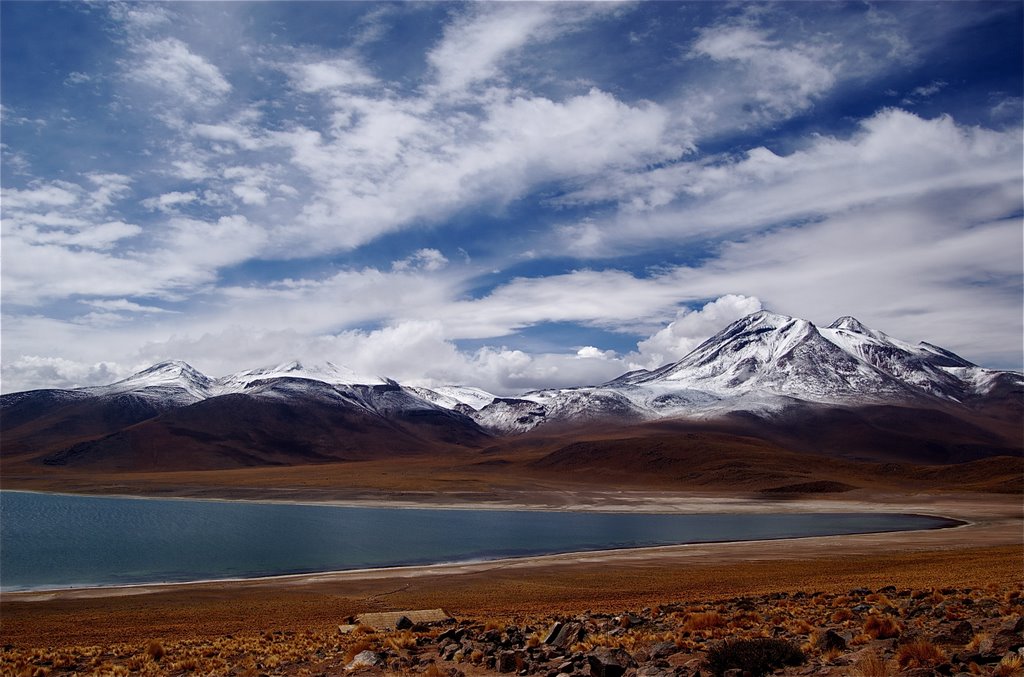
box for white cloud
[559,109,1022,253]
[84,299,177,314]
[691,24,835,119]
[64,71,92,86]
[2,183,79,209]
[267,87,679,254]
[392,248,449,272]
[576,346,617,360]
[3,355,123,391]
[142,191,199,212]
[290,58,377,93]
[129,38,231,106]
[633,295,763,369]
[428,4,556,93]
[426,3,625,95]
[192,123,261,150]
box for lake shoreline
[2,488,1013,602]
[1,489,967,596]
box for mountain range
[2,311,1021,473]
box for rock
[649,641,678,660]
[586,647,636,677]
[394,615,413,630]
[934,620,974,645]
[337,624,357,634]
[498,650,520,673]
[544,622,565,645]
[816,629,847,652]
[345,650,382,670]
[437,628,465,643]
[991,629,1024,655]
[551,622,585,651]
[1000,616,1024,635]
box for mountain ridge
[2,311,1020,470]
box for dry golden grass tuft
[683,611,725,632]
[850,650,890,677]
[831,608,855,623]
[342,637,377,663]
[966,632,989,652]
[864,593,893,607]
[895,638,946,670]
[996,653,1024,677]
[863,614,902,639]
[145,639,165,662]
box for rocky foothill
[4,583,1022,677]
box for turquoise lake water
[0,490,959,591]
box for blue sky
[2,1,1022,394]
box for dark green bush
[705,638,805,677]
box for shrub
[831,608,855,623]
[995,652,1024,677]
[705,638,805,677]
[146,640,165,662]
[896,639,946,670]
[850,651,889,677]
[684,611,726,632]
[863,615,901,639]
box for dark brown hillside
[525,430,1023,494]
[720,402,1023,463]
[28,388,488,472]
[1,390,182,460]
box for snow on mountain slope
[5,311,1018,439]
[406,385,497,411]
[214,361,389,392]
[625,311,913,402]
[818,317,975,400]
[83,360,215,404]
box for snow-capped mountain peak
[8,311,1018,439]
[828,315,885,340]
[84,358,218,401]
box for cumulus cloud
[633,295,763,369]
[3,356,123,391]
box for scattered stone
[345,650,382,671]
[934,620,974,645]
[551,621,585,650]
[586,647,636,677]
[355,609,452,629]
[543,622,565,645]
[816,629,847,652]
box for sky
[1,1,1022,395]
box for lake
[0,491,960,591]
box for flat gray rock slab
[355,608,452,629]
